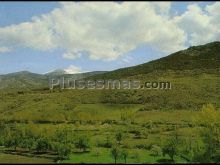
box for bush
[35,137,51,153]
[20,138,34,151]
[74,136,90,152]
[4,136,19,151]
[135,144,149,150]
[96,139,112,148]
[0,137,4,146]
[57,143,71,160]
[150,145,162,156]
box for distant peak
[45,69,68,75]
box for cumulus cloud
[0,2,220,60]
[64,65,83,74]
[174,2,220,46]
[0,2,186,60]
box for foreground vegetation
[0,102,219,163]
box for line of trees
[0,124,90,160]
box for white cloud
[0,2,186,61]
[64,65,83,74]
[62,52,82,60]
[1,2,220,61]
[174,2,220,46]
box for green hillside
[90,42,220,80]
[0,71,48,90]
[0,71,107,91]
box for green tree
[56,143,71,160]
[36,137,50,153]
[121,149,128,164]
[115,132,123,145]
[4,136,19,151]
[162,131,181,162]
[195,104,220,162]
[74,136,89,152]
[20,138,34,151]
[111,146,120,164]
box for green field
[0,102,219,163]
[62,148,186,164]
[0,153,53,163]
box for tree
[162,131,181,162]
[111,146,120,164]
[74,136,89,152]
[195,104,220,162]
[0,137,3,146]
[4,136,19,151]
[105,136,112,148]
[36,137,50,153]
[121,149,128,164]
[115,132,123,145]
[54,127,69,144]
[20,138,34,151]
[57,143,71,160]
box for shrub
[150,145,162,156]
[74,136,90,152]
[57,143,71,160]
[35,137,51,153]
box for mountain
[0,70,107,91]
[0,41,220,91]
[45,69,68,76]
[45,70,107,80]
[0,71,48,90]
[0,42,220,111]
[89,42,220,80]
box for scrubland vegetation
[0,71,219,163]
[0,98,219,163]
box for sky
[0,1,218,74]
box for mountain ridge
[89,41,220,80]
[0,41,220,90]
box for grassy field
[0,153,54,163]
[62,148,186,164]
[0,106,216,163]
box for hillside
[0,71,47,90]
[0,42,220,114]
[0,70,107,91]
[89,42,220,80]
[1,42,220,90]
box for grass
[0,108,204,164]
[62,148,187,164]
[0,153,54,163]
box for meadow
[0,101,219,163]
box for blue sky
[0,1,217,74]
